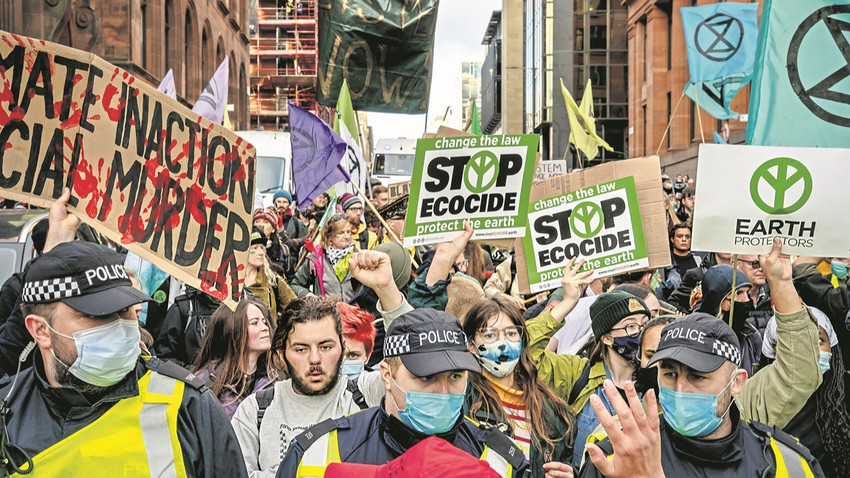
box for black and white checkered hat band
[384,334,411,356]
[712,340,741,365]
[22,277,80,303]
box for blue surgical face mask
[44,318,141,387]
[819,351,832,375]
[390,377,465,435]
[475,339,522,378]
[341,360,365,380]
[659,373,736,438]
[831,261,848,280]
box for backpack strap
[255,386,276,429]
[748,421,818,477]
[484,427,526,470]
[346,377,368,410]
[144,357,207,391]
[568,362,592,405]
[294,418,340,451]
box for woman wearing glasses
[524,258,651,468]
[464,295,577,478]
[291,213,361,301]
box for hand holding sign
[550,258,594,323]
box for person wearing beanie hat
[254,209,290,271]
[522,258,652,467]
[340,192,378,251]
[272,190,293,227]
[243,227,297,325]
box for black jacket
[276,402,530,477]
[794,263,850,366]
[0,355,247,477]
[154,288,220,368]
[578,409,824,478]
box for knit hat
[250,227,267,247]
[340,193,362,212]
[253,210,278,232]
[590,290,651,339]
[273,190,292,203]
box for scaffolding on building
[250,0,317,130]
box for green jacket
[736,306,822,428]
[464,384,575,478]
[527,310,606,415]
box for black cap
[250,227,268,247]
[384,308,481,376]
[22,241,151,316]
[647,313,741,373]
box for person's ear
[379,361,393,394]
[730,368,747,396]
[601,333,614,347]
[25,315,52,350]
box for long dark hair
[193,299,272,403]
[464,242,488,286]
[463,296,574,450]
[816,344,850,475]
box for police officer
[276,308,530,477]
[579,313,824,478]
[0,241,247,477]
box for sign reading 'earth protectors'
[692,144,850,257]
[404,135,538,247]
[522,176,649,293]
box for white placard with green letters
[404,135,538,247]
[692,144,850,257]
[522,177,649,293]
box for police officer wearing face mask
[580,313,825,478]
[0,241,247,477]
[277,308,530,478]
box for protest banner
[403,134,538,247]
[0,30,255,307]
[515,156,670,294]
[317,0,438,114]
[692,144,850,257]
[388,181,410,200]
[534,160,567,182]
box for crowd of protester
[0,175,847,478]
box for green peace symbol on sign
[749,157,813,215]
[464,151,500,193]
[570,201,604,239]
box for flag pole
[351,181,419,269]
[655,89,687,156]
[694,88,706,144]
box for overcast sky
[366,0,502,140]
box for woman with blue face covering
[337,302,376,380]
[761,307,850,477]
[463,296,577,478]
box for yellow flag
[560,78,599,162]
[560,78,613,157]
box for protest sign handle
[694,89,706,144]
[656,90,686,156]
[350,181,420,269]
[728,255,739,329]
[524,290,550,304]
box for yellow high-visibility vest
[13,370,187,478]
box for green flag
[470,99,483,135]
[333,79,359,145]
[318,0,439,114]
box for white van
[235,130,292,209]
[372,137,417,187]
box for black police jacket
[578,408,824,478]
[0,355,247,477]
[276,400,530,477]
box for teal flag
[681,3,759,82]
[747,0,850,146]
[684,73,750,120]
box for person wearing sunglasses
[291,213,361,301]
[736,254,774,334]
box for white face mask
[44,318,141,387]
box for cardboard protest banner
[515,156,670,294]
[403,134,539,247]
[534,159,567,182]
[387,181,410,200]
[692,144,850,257]
[0,30,255,307]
